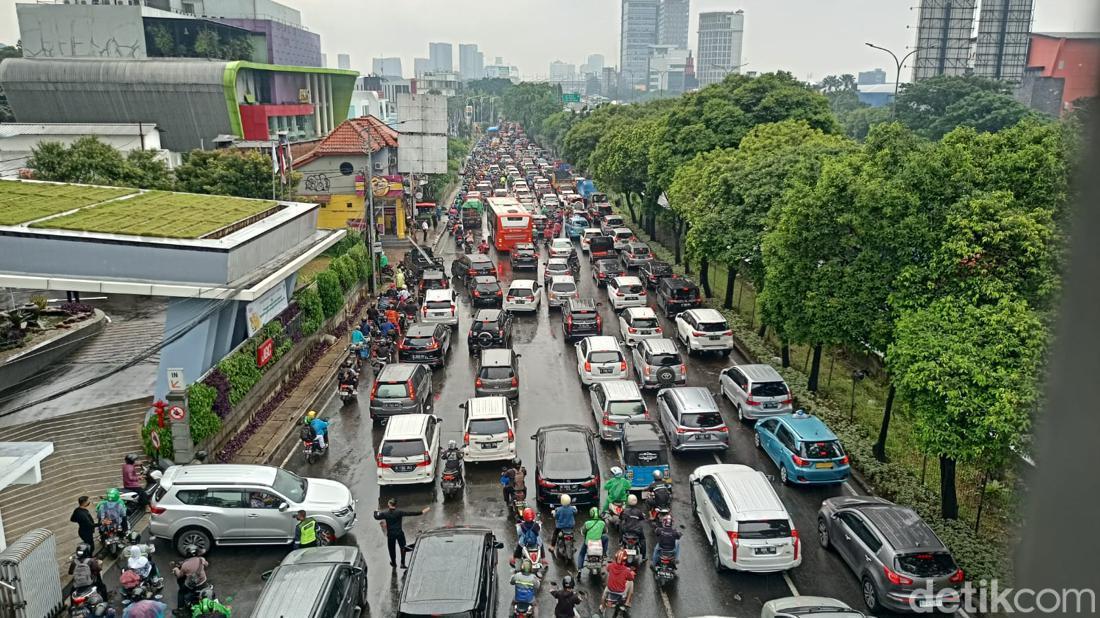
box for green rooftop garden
[32,190,279,238]
[0,182,137,225]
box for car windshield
[375,382,409,398]
[696,321,729,333]
[608,401,646,416]
[896,552,957,578]
[508,286,534,296]
[597,261,619,272]
[589,350,622,364]
[403,336,434,348]
[752,382,788,397]
[468,418,510,434]
[475,282,500,293]
[648,352,681,366]
[426,300,452,310]
[631,317,658,328]
[470,319,498,332]
[621,283,644,294]
[668,286,698,299]
[380,439,425,458]
[680,412,723,428]
[547,263,569,272]
[737,519,792,539]
[551,281,577,293]
[273,469,307,503]
[650,263,672,275]
[631,246,650,255]
[802,440,844,459]
[479,366,513,379]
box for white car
[549,237,574,259]
[420,288,458,328]
[675,308,734,357]
[377,414,441,486]
[580,228,602,253]
[618,307,663,346]
[611,227,635,251]
[460,396,516,462]
[607,276,648,311]
[689,464,802,573]
[546,275,578,309]
[575,335,629,385]
[503,279,541,313]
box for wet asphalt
[139,229,890,618]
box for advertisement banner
[245,284,289,337]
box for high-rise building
[657,0,690,49]
[549,61,577,83]
[337,54,351,70]
[602,67,620,98]
[973,0,1034,83]
[322,53,328,68]
[582,54,606,77]
[696,10,745,87]
[429,42,453,72]
[413,57,431,78]
[459,44,485,80]
[858,68,887,85]
[912,0,978,81]
[372,57,403,77]
[620,0,660,96]
[647,45,690,93]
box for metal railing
[0,529,63,618]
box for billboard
[396,93,448,174]
[912,0,978,81]
[974,0,1034,83]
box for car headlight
[333,505,353,518]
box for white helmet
[560,494,572,506]
[447,440,457,450]
[610,466,623,477]
[627,494,638,506]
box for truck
[461,198,484,230]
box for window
[592,386,606,407]
[320,565,353,618]
[589,351,622,364]
[174,489,206,505]
[759,419,780,434]
[273,469,307,503]
[608,400,645,416]
[738,520,792,539]
[247,491,282,509]
[751,381,788,397]
[839,513,882,552]
[803,440,844,459]
[381,439,426,458]
[479,366,513,380]
[468,418,510,435]
[726,368,748,390]
[775,426,798,453]
[200,490,246,509]
[647,352,681,366]
[700,476,730,519]
[680,412,724,428]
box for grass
[296,257,332,288]
[0,181,136,225]
[33,191,278,238]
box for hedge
[141,417,173,459]
[348,244,372,280]
[295,287,323,335]
[332,254,356,291]
[186,382,222,444]
[316,270,342,318]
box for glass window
[174,489,205,505]
[738,520,792,539]
[273,469,307,503]
[608,400,646,416]
[589,350,622,364]
[320,566,353,618]
[896,552,957,577]
[647,352,681,366]
[700,476,730,519]
[751,382,788,397]
[759,419,780,434]
[375,383,410,398]
[775,426,798,452]
[696,321,729,333]
[200,490,246,509]
[680,412,724,428]
[247,491,282,509]
[468,418,510,435]
[839,513,883,552]
[380,439,426,458]
[802,440,844,459]
[479,366,513,380]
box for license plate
[692,433,711,440]
[514,299,526,304]
[625,296,637,301]
[385,402,401,408]
[599,367,613,374]
[708,335,721,341]
[764,402,778,409]
[917,598,943,608]
[560,484,577,491]
[481,442,500,449]
[815,462,834,469]
[393,464,415,473]
[754,546,777,555]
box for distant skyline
[0,0,1096,81]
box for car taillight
[507,428,515,441]
[376,454,391,469]
[473,290,481,297]
[679,364,686,375]
[584,361,591,372]
[596,315,602,327]
[692,331,704,337]
[615,290,624,297]
[399,340,411,350]
[426,339,439,350]
[451,306,456,316]
[537,476,556,488]
[370,382,380,398]
[639,290,647,296]
[566,315,573,326]
[602,413,616,426]
[495,290,503,296]
[792,529,800,561]
[506,295,514,301]
[840,455,850,465]
[475,377,483,388]
[619,361,627,371]
[511,376,519,387]
[714,424,728,433]
[723,330,733,336]
[949,569,965,584]
[598,272,606,278]
[746,397,759,406]
[643,365,651,376]
[422,305,428,315]
[884,565,914,586]
[792,454,809,467]
[782,396,793,405]
[727,531,739,563]
[149,505,166,515]
[628,327,637,334]
[463,432,470,445]
[581,476,599,487]
[406,379,415,400]
[468,268,476,275]
[416,451,432,467]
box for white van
[460,396,516,462]
[376,414,441,486]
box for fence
[0,529,63,618]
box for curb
[263,351,345,467]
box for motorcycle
[301,432,328,464]
[620,532,643,571]
[172,577,215,618]
[583,539,604,580]
[653,549,678,586]
[511,600,536,617]
[511,540,545,579]
[606,502,625,530]
[602,589,629,618]
[98,520,124,558]
[440,460,464,499]
[554,528,576,562]
[70,586,115,617]
[119,568,163,606]
[338,382,357,404]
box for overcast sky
[1,0,1097,81]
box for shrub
[295,287,323,335]
[186,382,222,443]
[331,255,356,291]
[201,368,232,418]
[141,417,173,459]
[348,244,372,281]
[217,345,262,406]
[316,271,342,318]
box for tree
[539,111,576,153]
[0,43,21,123]
[501,82,562,135]
[175,150,297,200]
[838,105,892,140]
[894,75,1035,139]
[27,137,173,189]
[590,118,658,223]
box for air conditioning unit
[373,162,384,171]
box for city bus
[486,197,533,252]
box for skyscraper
[413,57,431,78]
[696,10,745,87]
[549,61,577,83]
[429,42,453,72]
[459,44,485,80]
[586,54,606,75]
[337,54,351,70]
[372,57,403,77]
[657,0,690,49]
[620,0,659,96]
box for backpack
[300,425,316,441]
[71,558,94,588]
[119,569,141,589]
[519,523,539,548]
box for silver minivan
[718,364,793,422]
[655,387,729,452]
[588,380,648,441]
[475,348,521,400]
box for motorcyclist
[601,467,631,515]
[500,462,517,505]
[549,494,576,552]
[69,542,107,601]
[121,454,148,511]
[603,549,636,609]
[575,507,609,570]
[96,488,129,534]
[651,515,682,567]
[513,462,528,503]
[620,494,648,561]
[124,530,159,580]
[190,588,231,617]
[478,238,490,254]
[441,440,463,482]
[337,367,358,391]
[509,559,539,613]
[549,576,585,618]
[305,411,328,450]
[515,507,542,559]
[646,469,673,517]
[171,544,208,613]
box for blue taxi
[754,409,850,485]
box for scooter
[606,502,625,530]
[602,589,629,617]
[69,586,115,617]
[653,549,678,586]
[118,568,164,606]
[97,521,124,558]
[583,540,604,580]
[338,383,357,404]
[620,532,643,571]
[441,462,464,499]
[554,528,576,562]
[301,432,329,464]
[172,579,215,618]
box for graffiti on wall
[303,173,331,193]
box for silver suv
[718,363,793,422]
[654,387,729,452]
[149,464,357,554]
[818,496,964,613]
[631,338,686,390]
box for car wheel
[316,523,336,547]
[737,405,745,423]
[779,465,790,485]
[175,528,212,556]
[817,517,831,549]
[721,350,731,358]
[711,541,724,572]
[753,432,761,449]
[862,576,880,612]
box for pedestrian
[421,219,430,243]
[70,495,96,550]
[373,498,428,568]
[293,510,319,549]
[431,211,439,230]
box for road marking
[660,587,676,617]
[782,571,800,596]
[712,452,723,465]
[842,481,858,496]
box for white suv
[575,335,628,384]
[675,308,734,357]
[377,414,441,486]
[461,396,516,462]
[503,279,541,313]
[618,307,663,346]
[607,276,647,311]
[421,288,458,328]
[546,275,579,309]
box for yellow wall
[316,194,364,229]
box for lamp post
[707,61,749,83]
[865,43,922,117]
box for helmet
[627,494,638,506]
[75,543,91,559]
[125,453,137,464]
[610,466,623,477]
[660,515,673,528]
[522,507,535,522]
[561,575,575,590]
[106,488,120,502]
[652,469,664,481]
[588,507,599,519]
[126,530,141,545]
[183,544,200,558]
[520,559,533,575]
[559,494,572,506]
[306,410,317,421]
[614,549,628,564]
[447,439,457,450]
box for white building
[413,57,431,78]
[620,0,660,96]
[419,71,460,97]
[549,60,577,83]
[697,10,745,87]
[372,56,403,77]
[337,53,351,70]
[0,123,177,179]
[428,42,453,72]
[349,89,387,121]
[648,45,690,93]
[459,43,485,80]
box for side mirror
[493,541,505,549]
[261,569,274,581]
[459,402,467,409]
[278,502,289,512]
[529,434,537,440]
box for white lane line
[842,481,858,496]
[660,587,676,617]
[712,452,723,465]
[782,571,800,596]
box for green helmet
[106,488,121,502]
[589,507,599,519]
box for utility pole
[138,121,145,151]
[865,43,922,118]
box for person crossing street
[373,499,429,568]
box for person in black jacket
[70,496,96,550]
[373,499,429,568]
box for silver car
[149,464,357,554]
[654,387,729,452]
[631,338,686,390]
[818,496,964,613]
[718,363,793,422]
[546,275,579,309]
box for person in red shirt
[603,549,635,607]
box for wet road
[170,230,884,617]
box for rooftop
[0,182,137,226]
[0,123,161,139]
[295,116,398,167]
[1033,31,1100,40]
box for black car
[509,243,538,270]
[452,253,496,285]
[561,298,603,341]
[397,323,452,368]
[398,527,503,618]
[655,277,703,318]
[252,546,368,618]
[592,258,625,288]
[417,269,450,297]
[468,275,503,307]
[588,235,615,260]
[638,260,675,289]
[532,424,600,507]
[467,309,513,354]
[403,247,443,280]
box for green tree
[895,75,1036,139]
[838,105,893,140]
[590,117,658,224]
[27,136,173,189]
[0,43,21,123]
[501,82,562,134]
[175,149,297,200]
[193,29,222,59]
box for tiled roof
[295,116,398,167]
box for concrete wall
[225,210,319,282]
[17,4,148,59]
[216,18,321,67]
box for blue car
[754,410,850,485]
[565,215,589,239]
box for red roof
[295,116,398,167]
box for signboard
[298,89,311,103]
[168,405,185,421]
[355,174,366,197]
[257,338,275,368]
[372,242,383,254]
[562,93,581,103]
[150,431,160,450]
[245,285,289,337]
[396,93,448,174]
[167,368,186,392]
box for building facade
[550,61,577,83]
[337,54,351,70]
[459,44,484,80]
[858,68,887,85]
[1020,32,1100,114]
[620,0,659,97]
[647,45,689,94]
[697,10,745,87]
[429,42,453,72]
[657,0,690,49]
[372,56,403,77]
[419,71,460,97]
[414,57,431,78]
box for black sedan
[509,243,539,270]
[468,275,504,307]
[397,323,451,368]
[532,424,600,507]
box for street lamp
[708,61,749,80]
[865,42,922,117]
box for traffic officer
[293,510,318,549]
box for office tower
[459,44,485,80]
[620,0,659,96]
[657,0,690,49]
[428,42,453,72]
[696,10,745,87]
[372,57,403,77]
[549,61,577,83]
[337,54,351,70]
[414,57,431,78]
[858,68,887,85]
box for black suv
[398,527,503,618]
[417,269,450,297]
[452,253,496,286]
[638,260,674,289]
[509,242,538,270]
[403,247,443,280]
[397,323,452,368]
[591,258,625,288]
[532,424,600,507]
[468,275,503,307]
[467,309,513,354]
[655,277,702,318]
[561,298,602,341]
